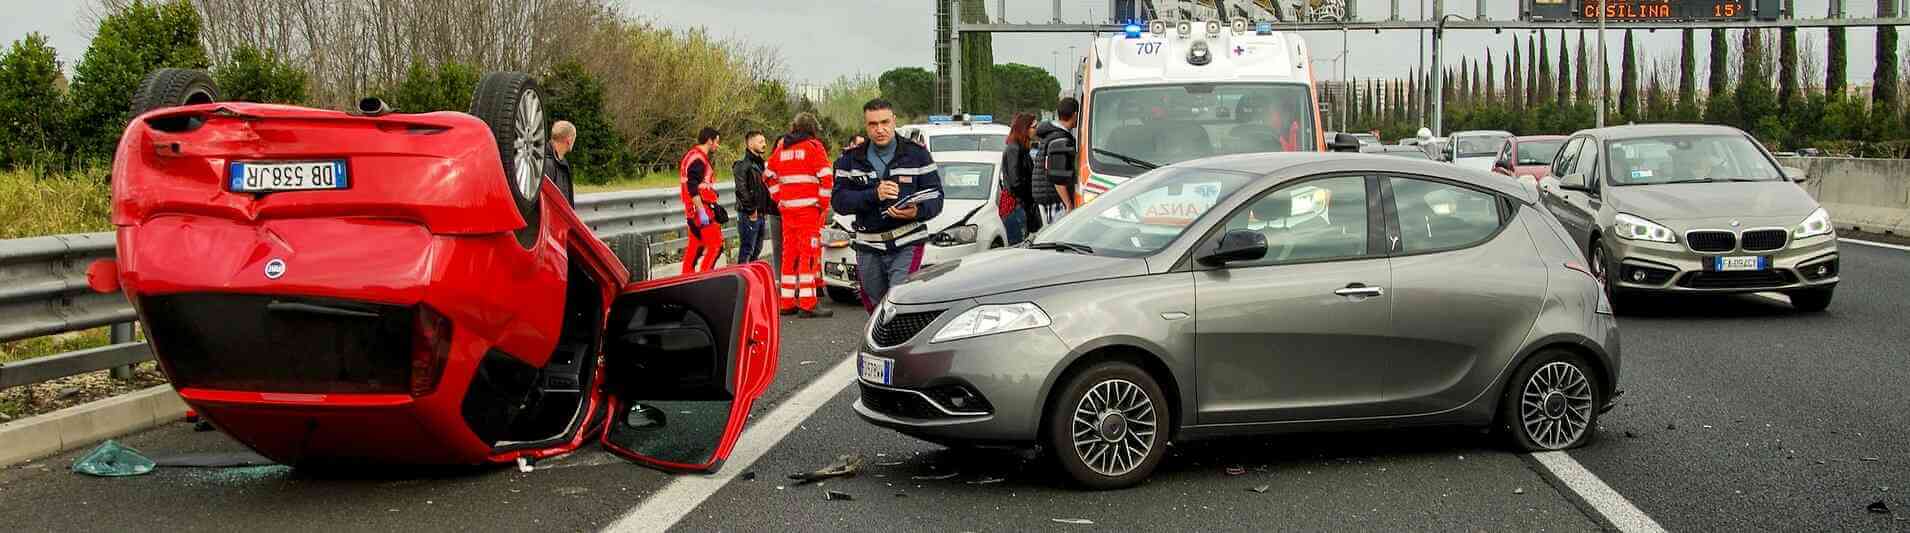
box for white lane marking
[1530,451,1668,533]
[604,355,857,533]
[1838,237,1910,252]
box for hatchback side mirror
[1199,229,1268,266]
[1329,133,1363,153]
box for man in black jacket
[1031,98,1080,224]
[544,120,577,205]
[732,131,774,264]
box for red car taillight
[411,306,452,396]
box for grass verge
[0,169,113,239]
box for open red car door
[599,262,780,473]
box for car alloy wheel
[511,88,546,202]
[1519,361,1596,450]
[1071,378,1157,478]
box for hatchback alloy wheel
[1519,361,1596,449]
[1072,378,1157,477]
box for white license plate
[858,354,894,385]
[1714,256,1767,272]
[229,160,349,193]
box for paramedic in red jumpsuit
[679,128,724,275]
[765,114,835,318]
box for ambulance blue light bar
[1124,22,1143,38]
[1256,21,1274,35]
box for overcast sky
[3,0,1897,87]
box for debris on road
[1861,457,1881,462]
[874,460,905,467]
[1051,518,1095,525]
[910,472,959,481]
[192,420,216,432]
[71,440,155,477]
[742,471,757,481]
[825,490,854,501]
[1250,485,1271,493]
[789,454,864,484]
[1513,487,1527,495]
[799,360,816,366]
[517,457,534,473]
[1868,500,1890,514]
[967,476,1005,485]
[150,452,272,468]
[1224,466,1246,476]
[1624,431,1638,438]
[1667,424,1677,430]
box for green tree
[1705,29,1733,124]
[386,61,480,113]
[750,80,794,135]
[1828,27,1848,97]
[1738,29,1777,136]
[66,0,209,163]
[877,67,935,119]
[1679,29,1699,121]
[1620,30,1638,123]
[1486,52,1496,104]
[1875,24,1900,137]
[1527,36,1538,109]
[991,63,1060,117]
[1557,31,1571,107]
[958,0,995,114]
[212,46,307,105]
[1511,38,1523,114]
[1538,31,1553,106]
[0,33,66,169]
[543,61,631,184]
[1576,31,1590,108]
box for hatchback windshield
[1606,135,1783,185]
[1032,168,1255,258]
[1089,84,1316,175]
[937,162,996,200]
[928,134,1008,152]
[1515,140,1565,165]
[1454,135,1510,158]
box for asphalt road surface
[2,239,1907,532]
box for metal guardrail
[0,184,739,392]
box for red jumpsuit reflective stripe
[764,137,833,311]
[678,147,722,275]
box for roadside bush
[0,169,113,239]
[0,33,68,171]
[65,0,209,165]
[385,61,480,113]
[543,61,632,184]
[211,46,307,105]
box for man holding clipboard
[831,99,944,312]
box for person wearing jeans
[733,131,772,263]
[831,99,944,312]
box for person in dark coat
[1031,98,1080,224]
[544,120,576,205]
[732,131,774,263]
[1000,113,1038,242]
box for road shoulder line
[1527,451,1668,533]
[1838,237,1910,252]
[605,354,857,533]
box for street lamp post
[1433,12,1464,138]
[1596,0,1607,127]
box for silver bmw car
[852,153,1622,489]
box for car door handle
[1334,285,1385,298]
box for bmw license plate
[229,160,349,193]
[858,353,894,385]
[1713,256,1769,272]
[826,261,858,282]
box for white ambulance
[1074,18,1346,208]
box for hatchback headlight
[930,303,1050,343]
[1793,207,1833,240]
[931,224,979,247]
[823,227,852,248]
[1613,213,1677,243]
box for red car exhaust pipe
[354,97,393,117]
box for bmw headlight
[930,224,979,247]
[1793,207,1833,240]
[930,303,1051,343]
[1613,213,1677,243]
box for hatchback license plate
[859,354,894,385]
[229,160,349,193]
[1713,256,1767,272]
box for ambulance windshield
[1089,83,1316,175]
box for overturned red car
[91,68,779,471]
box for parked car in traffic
[1491,135,1569,184]
[898,117,1011,153]
[853,152,1622,489]
[1445,130,1514,171]
[821,152,1011,304]
[95,69,781,470]
[1537,124,1838,311]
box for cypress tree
[1706,29,1733,124]
[1827,27,1847,98]
[1558,31,1572,106]
[1738,29,1777,135]
[1527,35,1538,109]
[1620,30,1638,122]
[1679,28,1698,120]
[1511,37,1523,113]
[1538,31,1553,106]
[1486,53,1497,103]
[1779,28,1798,109]
[1576,30,1590,107]
[1875,25,1899,123]
[1474,59,1484,107]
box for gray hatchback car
[1539,125,1838,311]
[852,153,1622,489]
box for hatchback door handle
[1334,284,1385,298]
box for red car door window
[599,263,780,473]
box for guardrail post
[108,322,133,380]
